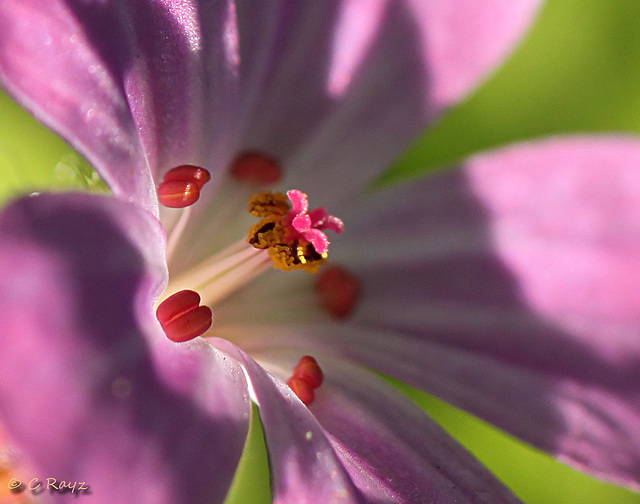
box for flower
[0,1,639,504]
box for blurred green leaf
[390,379,640,504]
[224,404,271,504]
[0,91,106,205]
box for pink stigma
[284,190,344,255]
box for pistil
[247,189,344,273]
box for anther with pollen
[287,356,324,406]
[158,165,211,208]
[247,189,344,273]
[156,290,212,342]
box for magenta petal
[0,193,250,503]
[235,0,540,207]
[311,359,521,503]
[211,339,366,504]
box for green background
[1,0,640,502]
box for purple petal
[0,193,250,503]
[255,352,522,503]
[211,338,366,504]
[0,0,240,210]
[221,137,640,489]
[235,0,541,207]
[339,137,640,489]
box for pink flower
[1,1,639,503]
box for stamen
[246,190,344,273]
[158,165,211,208]
[287,355,323,406]
[231,152,282,185]
[287,377,315,406]
[316,266,360,319]
[156,290,212,342]
[165,239,273,307]
[163,165,211,188]
[293,355,324,388]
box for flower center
[156,157,357,346]
[246,189,344,273]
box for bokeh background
[1,0,640,502]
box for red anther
[158,180,201,208]
[293,356,323,388]
[287,376,315,406]
[158,165,211,208]
[163,165,211,189]
[156,290,212,342]
[231,152,282,185]
[316,266,360,319]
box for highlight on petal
[406,0,542,110]
[0,193,251,504]
[234,0,541,208]
[328,0,541,108]
[211,339,366,504]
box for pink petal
[0,193,251,503]
[211,339,365,504]
[256,352,521,503]
[338,137,640,489]
[234,0,541,208]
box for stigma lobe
[158,165,211,208]
[156,290,212,342]
[287,355,324,405]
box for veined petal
[211,338,365,504]
[232,0,541,208]
[219,137,640,489]
[255,351,522,503]
[169,0,542,269]
[0,193,250,504]
[340,137,640,488]
[0,0,241,211]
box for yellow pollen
[246,191,328,273]
[248,190,289,217]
